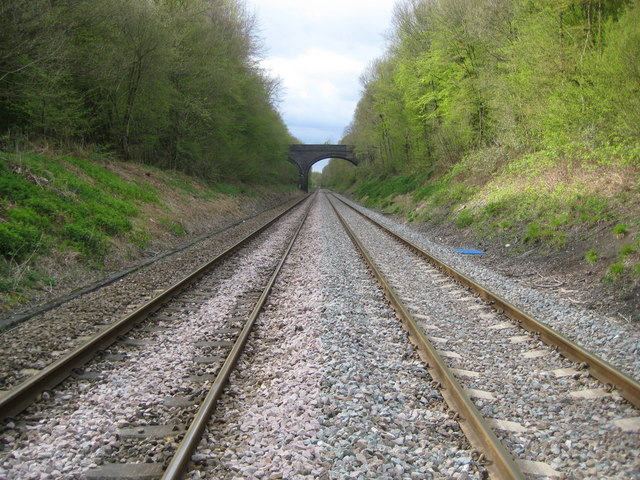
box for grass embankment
[0,151,296,310]
[347,144,640,292]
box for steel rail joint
[327,195,524,480]
[331,193,640,409]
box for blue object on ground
[452,248,486,255]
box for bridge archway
[288,144,358,192]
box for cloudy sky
[245,0,397,170]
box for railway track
[327,192,640,479]
[1,190,638,479]
[0,194,313,478]
[0,194,308,418]
[0,194,308,394]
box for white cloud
[262,48,363,135]
[245,0,396,146]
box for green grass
[585,249,598,264]
[212,182,245,196]
[456,209,475,228]
[0,153,159,261]
[620,244,637,259]
[129,230,152,250]
[613,223,629,236]
[610,263,626,275]
[158,218,187,236]
[353,170,438,209]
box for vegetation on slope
[0,151,298,310]
[321,0,640,293]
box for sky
[244,0,397,171]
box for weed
[0,222,42,261]
[456,209,475,228]
[8,207,51,230]
[62,223,109,257]
[585,249,598,263]
[356,171,434,208]
[610,263,625,275]
[0,279,12,293]
[413,182,443,203]
[633,264,640,276]
[159,218,187,236]
[63,156,159,203]
[613,223,629,237]
[483,200,510,216]
[129,230,152,249]
[214,182,244,195]
[620,244,637,259]
[522,222,543,244]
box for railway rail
[1,190,638,479]
[328,192,639,479]
[0,195,309,421]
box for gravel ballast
[188,194,483,479]
[0,203,309,479]
[337,194,640,381]
[2,191,638,479]
[0,196,305,391]
[332,194,639,479]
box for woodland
[321,0,639,291]
[326,0,639,186]
[0,0,296,183]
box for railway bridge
[289,144,358,192]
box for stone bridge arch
[289,144,358,192]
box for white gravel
[333,194,640,479]
[188,194,483,480]
[0,204,308,479]
[4,190,637,479]
[0,196,304,391]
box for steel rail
[1,195,306,331]
[327,195,524,480]
[162,193,315,480]
[331,193,640,409]
[0,194,310,422]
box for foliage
[610,263,626,275]
[613,223,629,236]
[319,0,640,260]
[158,218,187,236]
[456,210,475,228]
[0,153,156,260]
[0,0,297,185]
